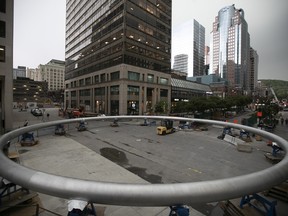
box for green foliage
[260,79,288,100]
[154,101,168,114]
[173,96,252,114]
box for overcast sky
[14,0,288,81]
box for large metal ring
[0,116,287,206]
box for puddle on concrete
[127,167,162,183]
[100,148,128,165]
[100,148,162,183]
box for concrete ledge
[224,134,245,146]
[237,143,253,153]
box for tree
[154,101,168,114]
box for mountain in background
[259,79,288,100]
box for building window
[128,71,140,81]
[95,87,105,96]
[160,89,168,97]
[0,0,5,13]
[128,85,139,96]
[159,77,168,85]
[71,91,76,97]
[85,77,91,85]
[79,89,90,96]
[147,74,154,83]
[0,45,5,62]
[100,73,106,82]
[0,21,5,38]
[94,75,99,83]
[110,85,119,95]
[79,79,84,86]
[111,71,120,81]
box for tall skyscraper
[0,0,13,133]
[210,4,250,92]
[172,19,205,77]
[249,47,259,94]
[65,0,172,115]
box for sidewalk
[19,135,170,216]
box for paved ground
[2,108,288,215]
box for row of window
[42,68,64,73]
[67,70,168,89]
[0,0,6,62]
[70,86,169,98]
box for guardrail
[0,116,288,206]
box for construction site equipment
[55,124,65,135]
[169,205,189,216]
[110,118,119,127]
[217,126,232,139]
[218,200,245,216]
[264,181,288,203]
[270,87,280,105]
[67,200,96,216]
[157,119,175,135]
[265,142,284,163]
[1,116,288,207]
[140,118,156,126]
[77,120,87,131]
[0,142,38,214]
[240,193,277,216]
[20,132,38,146]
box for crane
[270,87,280,105]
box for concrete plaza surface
[2,108,288,215]
[7,108,204,216]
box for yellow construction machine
[157,119,175,135]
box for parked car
[31,108,43,116]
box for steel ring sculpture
[0,116,288,206]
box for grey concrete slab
[18,135,172,215]
[8,108,288,215]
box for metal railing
[0,116,288,206]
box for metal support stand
[240,194,277,216]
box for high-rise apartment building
[39,59,65,91]
[26,59,65,91]
[65,0,172,115]
[172,19,205,77]
[0,0,13,133]
[210,4,250,92]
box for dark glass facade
[65,0,171,80]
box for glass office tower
[210,5,250,92]
[65,0,171,115]
[172,19,205,77]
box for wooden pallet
[219,200,245,216]
[0,190,38,213]
[264,182,288,202]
